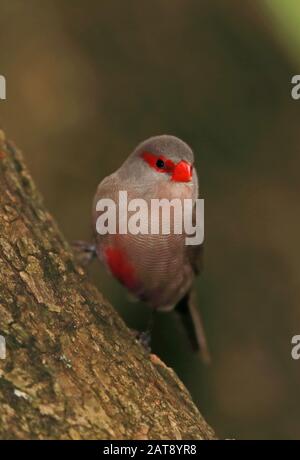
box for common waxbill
[78,135,209,362]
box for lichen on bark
[0,130,216,440]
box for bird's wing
[176,199,209,362]
[185,195,204,275]
[187,242,204,275]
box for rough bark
[0,130,216,440]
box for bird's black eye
[156,159,165,169]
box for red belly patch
[104,246,138,290]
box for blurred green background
[1,0,300,440]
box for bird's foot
[133,329,152,353]
[72,240,96,267]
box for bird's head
[120,135,196,187]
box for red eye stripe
[141,151,175,173]
[164,159,175,172]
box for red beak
[171,160,192,182]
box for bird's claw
[72,240,96,267]
[133,329,152,353]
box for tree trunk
[0,130,216,440]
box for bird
[75,135,210,362]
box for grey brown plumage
[92,135,209,361]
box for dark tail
[175,290,211,364]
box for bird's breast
[97,231,193,310]
[93,176,196,309]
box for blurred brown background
[1,0,300,439]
